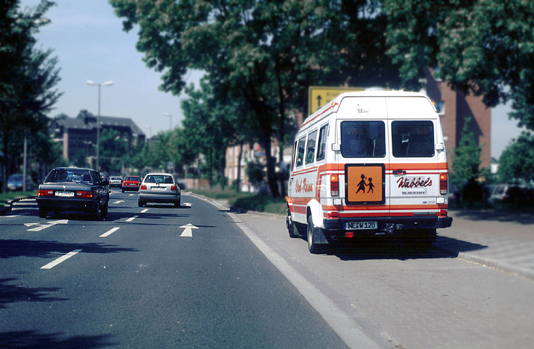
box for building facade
[51,110,145,163]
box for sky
[22,0,524,158]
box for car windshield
[144,175,173,184]
[45,169,94,184]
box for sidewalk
[192,192,534,280]
[437,210,534,279]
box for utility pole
[86,80,113,171]
[22,132,27,192]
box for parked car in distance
[121,176,141,192]
[7,173,36,191]
[36,167,109,219]
[109,176,123,188]
[138,173,181,207]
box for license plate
[346,221,377,230]
[151,186,166,190]
[55,191,74,197]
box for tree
[111,0,404,196]
[99,128,130,174]
[383,0,534,129]
[498,132,534,184]
[451,118,483,203]
[0,0,61,191]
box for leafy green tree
[99,128,130,174]
[111,0,403,196]
[383,0,534,129]
[0,0,61,191]
[451,119,483,203]
[498,132,534,184]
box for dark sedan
[36,167,110,219]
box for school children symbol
[356,174,375,194]
[346,165,384,203]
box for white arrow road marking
[126,215,138,222]
[183,202,192,207]
[141,208,149,213]
[27,219,68,232]
[24,222,40,227]
[113,200,125,204]
[40,249,82,270]
[179,223,198,238]
[100,227,120,238]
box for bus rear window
[341,121,385,158]
[392,121,435,158]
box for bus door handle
[393,170,406,175]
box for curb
[433,242,534,281]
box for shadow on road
[451,209,534,225]
[0,330,116,348]
[0,240,138,259]
[323,235,487,261]
[0,278,66,309]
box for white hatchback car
[138,173,181,207]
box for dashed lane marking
[40,249,82,270]
[100,227,120,238]
[1,215,18,218]
[183,202,192,207]
[126,215,138,222]
[129,194,134,197]
[141,208,149,213]
[113,200,125,204]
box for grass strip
[189,189,286,215]
[0,191,36,207]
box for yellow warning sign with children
[346,165,385,204]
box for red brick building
[424,74,492,168]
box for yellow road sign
[308,86,365,115]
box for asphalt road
[0,191,347,348]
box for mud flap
[312,226,329,245]
[437,216,453,228]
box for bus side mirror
[436,142,445,152]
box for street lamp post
[163,112,173,131]
[86,80,113,171]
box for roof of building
[53,110,145,136]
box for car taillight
[38,189,54,197]
[170,185,177,191]
[440,173,448,195]
[140,185,147,190]
[330,174,339,197]
[75,190,93,198]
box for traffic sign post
[308,86,365,115]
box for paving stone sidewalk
[435,210,534,279]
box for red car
[121,176,141,192]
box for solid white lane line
[126,215,138,222]
[100,227,120,238]
[113,200,125,204]
[40,249,82,270]
[141,208,149,213]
